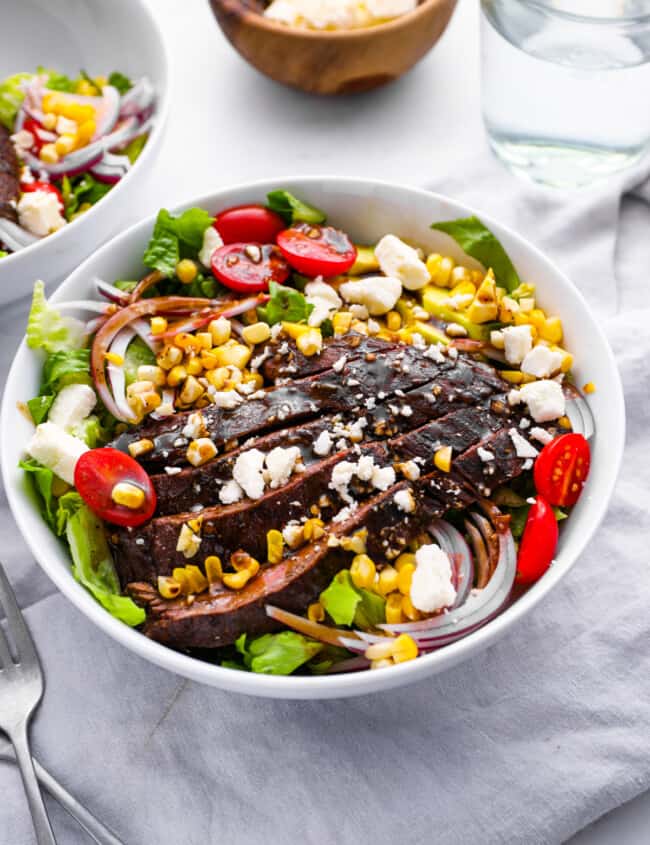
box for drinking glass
[481,0,650,188]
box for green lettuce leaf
[27,281,86,353]
[509,503,568,539]
[37,67,75,92]
[123,337,155,385]
[431,216,521,293]
[257,281,314,326]
[19,459,57,530]
[320,570,361,626]
[143,208,215,275]
[27,395,55,425]
[0,72,30,129]
[66,505,145,626]
[40,348,91,393]
[353,588,385,629]
[235,631,323,675]
[108,71,133,94]
[266,190,326,224]
[122,134,147,165]
[61,173,112,219]
[72,414,110,448]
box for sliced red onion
[119,77,155,118]
[85,315,109,335]
[428,519,474,610]
[563,386,595,440]
[94,85,120,137]
[110,116,154,153]
[324,656,371,674]
[131,317,161,353]
[157,294,269,340]
[265,605,362,649]
[150,388,175,421]
[89,151,131,184]
[95,277,130,305]
[54,299,114,314]
[378,530,517,645]
[21,146,104,179]
[106,327,137,422]
[0,218,40,252]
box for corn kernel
[186,437,217,467]
[151,316,168,335]
[296,328,323,357]
[184,564,208,594]
[281,321,310,340]
[377,566,399,596]
[94,75,108,88]
[195,332,213,350]
[166,365,187,387]
[332,312,353,335]
[157,344,183,370]
[392,634,419,663]
[434,446,452,473]
[243,308,258,325]
[176,259,198,284]
[157,576,181,600]
[501,370,524,384]
[401,595,421,621]
[242,322,272,346]
[519,297,536,314]
[127,380,155,398]
[266,529,284,564]
[282,523,305,549]
[179,375,205,405]
[303,518,325,541]
[231,551,260,574]
[104,351,124,366]
[243,371,264,389]
[397,563,415,595]
[172,567,191,594]
[204,555,223,583]
[55,134,76,157]
[39,143,59,164]
[583,381,596,394]
[223,569,255,590]
[350,555,376,589]
[385,593,404,625]
[200,350,219,370]
[364,638,397,661]
[208,316,231,346]
[558,415,572,429]
[75,78,97,96]
[205,367,228,389]
[308,602,325,623]
[395,552,416,572]
[340,531,367,555]
[185,355,204,376]
[176,524,201,559]
[223,365,242,387]
[127,438,154,458]
[540,316,563,344]
[213,342,252,370]
[385,310,402,331]
[75,118,96,144]
[137,364,166,386]
[111,481,145,509]
[140,391,162,412]
[350,320,369,336]
[174,331,199,351]
[426,253,454,287]
[41,112,57,130]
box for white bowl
[0,177,625,699]
[0,0,170,305]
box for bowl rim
[0,0,171,270]
[211,0,456,39]
[1,175,626,699]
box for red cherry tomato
[534,433,591,507]
[215,205,286,245]
[74,447,156,527]
[516,496,558,584]
[276,222,357,277]
[211,242,290,293]
[21,181,64,213]
[22,118,47,152]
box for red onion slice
[157,294,269,340]
[265,604,362,649]
[95,277,130,305]
[0,218,40,251]
[107,327,138,422]
[89,151,131,184]
[563,386,595,440]
[119,77,155,118]
[324,656,371,674]
[54,299,114,314]
[21,147,104,179]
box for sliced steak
[0,125,19,223]
[454,426,538,496]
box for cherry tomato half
[534,433,591,507]
[516,496,558,585]
[211,242,290,293]
[21,181,64,213]
[74,447,156,527]
[276,222,357,278]
[215,205,286,245]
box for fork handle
[10,723,56,845]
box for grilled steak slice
[454,426,538,496]
[111,342,482,470]
[0,125,19,223]
[129,471,474,649]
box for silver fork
[0,563,123,845]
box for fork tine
[0,562,38,666]
[0,623,14,670]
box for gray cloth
[1,156,650,845]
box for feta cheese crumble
[198,226,223,267]
[410,544,457,613]
[518,379,566,423]
[508,428,539,459]
[339,275,402,315]
[375,234,430,290]
[18,190,66,237]
[502,325,533,365]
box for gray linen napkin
[1,157,650,845]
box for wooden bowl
[208,0,458,95]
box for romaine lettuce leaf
[40,348,91,394]
[353,588,385,629]
[27,395,55,425]
[143,208,215,275]
[266,190,326,224]
[235,631,323,675]
[320,570,361,626]
[108,71,133,94]
[257,281,314,326]
[19,459,57,530]
[0,72,30,129]
[27,281,86,353]
[36,67,75,92]
[123,337,155,385]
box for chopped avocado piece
[421,285,491,341]
[349,245,379,276]
[413,320,450,346]
[395,297,418,326]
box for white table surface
[23,0,650,839]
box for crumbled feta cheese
[410,544,457,613]
[520,345,564,378]
[371,464,396,491]
[477,446,495,462]
[332,355,347,374]
[26,422,88,485]
[313,430,333,457]
[182,411,207,440]
[305,279,342,327]
[329,460,357,503]
[530,426,554,445]
[339,275,402,315]
[423,343,445,363]
[349,303,369,320]
[519,379,566,423]
[400,460,420,481]
[400,405,413,417]
[507,388,522,406]
[164,466,182,475]
[18,190,66,237]
[219,479,243,505]
[508,428,539,459]
[332,502,358,524]
[375,234,430,290]
[265,445,301,488]
[502,325,533,365]
[393,488,415,513]
[209,390,243,409]
[365,0,417,17]
[47,383,96,432]
[519,417,530,429]
[233,449,266,499]
[355,454,376,482]
[198,226,223,267]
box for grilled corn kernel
[242,322,272,346]
[377,566,399,596]
[401,595,421,621]
[340,529,368,555]
[127,438,154,458]
[176,524,201,559]
[583,381,596,394]
[150,316,168,335]
[296,328,323,357]
[140,391,162,412]
[303,518,325,541]
[385,593,404,625]
[174,331,199,351]
[75,118,96,144]
[394,552,416,572]
[223,365,243,387]
[243,371,264,389]
[205,367,228,389]
[179,375,205,405]
[450,266,473,287]
[166,365,187,387]
[186,438,217,467]
[222,569,252,590]
[266,529,284,564]
[282,523,305,549]
[426,253,454,287]
[350,555,376,590]
[332,312,353,335]
[280,321,310,340]
[193,332,211,350]
[200,349,219,370]
[205,555,223,583]
[434,446,452,473]
[111,481,145,509]
[55,134,76,157]
[392,634,419,664]
[230,551,260,574]
[157,344,183,370]
[157,576,181,600]
[540,316,563,344]
[176,259,198,284]
[397,563,416,595]
[172,567,191,594]
[136,364,166,386]
[364,638,397,661]
[104,351,124,366]
[184,564,208,594]
[39,143,59,163]
[558,415,572,429]
[214,342,251,370]
[127,380,155,398]
[208,316,231,346]
[185,355,204,376]
[386,310,402,331]
[308,602,325,623]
